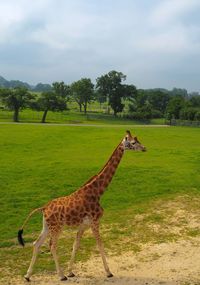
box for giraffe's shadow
[10,275,185,285]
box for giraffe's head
[123,130,146,152]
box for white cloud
[0,2,23,43]
[134,0,200,55]
[135,25,200,54]
[30,8,98,50]
[0,0,200,91]
[150,0,200,27]
[0,0,49,43]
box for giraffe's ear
[134,136,140,143]
[126,130,133,138]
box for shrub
[180,107,198,121]
[194,111,200,121]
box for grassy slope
[0,124,200,276]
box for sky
[0,0,200,92]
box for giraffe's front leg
[68,223,88,277]
[91,221,113,278]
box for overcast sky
[0,0,200,91]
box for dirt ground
[4,237,200,285]
[2,196,200,285]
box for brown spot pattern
[42,142,124,239]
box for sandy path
[4,238,200,285]
[0,122,169,128]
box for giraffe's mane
[81,140,123,188]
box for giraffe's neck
[81,141,125,197]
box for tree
[123,84,137,101]
[133,89,170,115]
[95,90,107,109]
[0,87,33,122]
[148,90,171,114]
[96,70,127,116]
[180,107,197,121]
[36,91,67,123]
[194,111,200,121]
[165,95,185,120]
[189,95,200,107]
[70,78,94,113]
[170,88,188,98]
[52,81,70,99]
[135,89,149,108]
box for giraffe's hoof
[24,276,30,282]
[107,273,114,278]
[60,276,68,281]
[68,272,76,278]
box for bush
[125,107,162,121]
[194,111,200,121]
[180,107,198,121]
[151,109,163,118]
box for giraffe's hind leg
[24,216,49,281]
[68,223,88,277]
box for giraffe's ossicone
[18,130,146,282]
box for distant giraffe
[18,130,146,281]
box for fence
[168,119,200,127]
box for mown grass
[0,108,165,125]
[0,124,200,278]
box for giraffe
[18,130,146,282]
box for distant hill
[0,75,52,92]
[33,83,52,92]
[0,76,9,87]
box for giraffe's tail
[17,207,43,247]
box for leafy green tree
[194,111,200,121]
[135,89,149,107]
[0,87,33,122]
[130,102,153,121]
[52,81,70,99]
[95,90,107,109]
[128,89,149,118]
[133,89,170,115]
[36,91,67,123]
[189,95,200,107]
[70,78,94,113]
[109,87,125,115]
[123,84,137,99]
[170,88,188,98]
[165,95,185,120]
[96,70,127,116]
[180,107,197,121]
[148,90,171,113]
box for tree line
[127,88,200,122]
[0,70,200,123]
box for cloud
[150,0,200,27]
[135,25,200,54]
[133,0,200,55]
[0,0,200,91]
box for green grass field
[0,108,166,125]
[0,124,200,278]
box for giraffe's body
[44,142,124,229]
[18,131,146,281]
